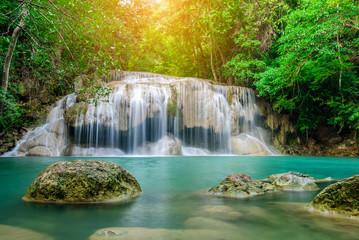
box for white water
[4,94,76,157]
[5,72,278,156]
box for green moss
[64,102,88,126]
[227,88,232,106]
[309,175,359,216]
[167,85,178,117]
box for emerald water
[0,156,358,240]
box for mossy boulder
[262,171,320,191]
[208,173,275,198]
[308,175,359,216]
[23,160,142,203]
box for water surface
[0,156,358,240]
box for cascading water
[3,94,76,157]
[4,72,278,156]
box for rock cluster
[209,171,320,198]
[23,160,142,203]
[309,175,359,216]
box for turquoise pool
[0,156,358,240]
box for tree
[2,5,27,94]
[256,0,359,134]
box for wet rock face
[229,134,270,155]
[309,175,359,216]
[23,160,142,203]
[135,134,182,155]
[208,173,275,198]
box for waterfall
[4,72,278,156]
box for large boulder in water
[23,160,142,203]
[208,173,275,198]
[308,175,359,216]
[261,171,320,191]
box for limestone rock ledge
[23,160,142,203]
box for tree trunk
[192,47,199,77]
[198,44,208,78]
[213,41,222,82]
[2,7,28,94]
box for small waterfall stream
[5,72,278,156]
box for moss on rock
[308,175,359,216]
[63,102,88,126]
[209,171,321,198]
[208,173,275,198]
[263,171,320,191]
[167,85,178,117]
[23,160,142,203]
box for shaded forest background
[1,0,358,141]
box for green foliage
[0,90,25,131]
[167,86,178,117]
[255,0,359,132]
[77,84,111,107]
[1,0,358,138]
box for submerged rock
[184,217,239,232]
[208,173,275,198]
[89,227,226,240]
[262,171,320,191]
[194,205,242,221]
[309,175,359,216]
[23,160,142,203]
[0,224,53,240]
